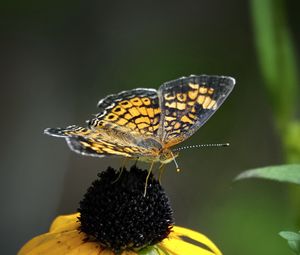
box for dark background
[1,1,299,254]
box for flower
[18,166,222,255]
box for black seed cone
[78,165,174,252]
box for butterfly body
[45,75,235,166]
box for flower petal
[172,226,222,255]
[64,241,103,255]
[100,249,115,255]
[50,213,80,233]
[18,229,97,255]
[160,238,215,255]
[155,247,169,255]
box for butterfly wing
[45,76,235,157]
[44,125,161,158]
[88,88,161,137]
[45,88,164,159]
[158,75,235,147]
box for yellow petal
[18,229,88,255]
[50,213,80,233]
[171,226,222,255]
[100,249,115,255]
[160,238,215,255]
[65,241,103,255]
[156,248,168,255]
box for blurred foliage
[241,0,300,253]
[235,164,300,184]
[235,162,300,254]
[279,231,300,255]
[251,0,300,216]
[251,0,300,164]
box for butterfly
[45,75,235,169]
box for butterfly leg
[112,157,129,183]
[144,161,155,197]
[122,156,130,169]
[158,163,166,184]
[134,157,140,166]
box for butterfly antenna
[173,143,230,152]
[170,151,180,172]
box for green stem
[250,0,298,135]
[250,0,300,229]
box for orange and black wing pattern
[45,75,235,159]
[158,75,235,147]
[44,125,160,158]
[44,88,164,158]
[88,88,161,137]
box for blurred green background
[0,1,299,254]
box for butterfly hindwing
[44,125,92,138]
[158,75,235,147]
[44,125,161,158]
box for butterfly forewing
[89,88,161,137]
[158,75,235,147]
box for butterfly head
[159,149,178,163]
[159,149,180,172]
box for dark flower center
[78,165,174,252]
